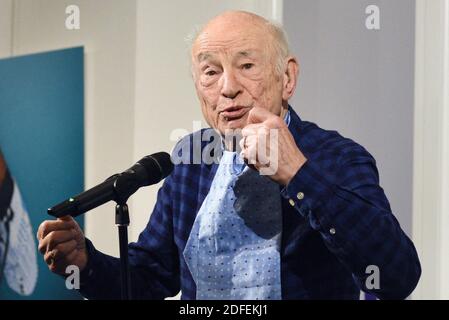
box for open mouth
[220,106,250,121]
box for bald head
[197,11,275,41]
[191,11,290,76]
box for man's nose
[220,70,242,99]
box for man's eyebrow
[197,50,257,62]
[236,50,255,58]
[197,52,213,62]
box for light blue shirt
[182,109,290,299]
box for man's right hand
[37,215,88,276]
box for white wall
[0,0,13,58]
[413,0,449,300]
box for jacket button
[289,199,295,207]
[296,192,305,200]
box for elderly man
[37,11,420,300]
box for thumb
[247,107,275,124]
[57,215,74,222]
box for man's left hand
[240,107,307,185]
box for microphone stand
[115,203,131,300]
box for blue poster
[0,47,84,299]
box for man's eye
[205,70,217,76]
[242,63,254,70]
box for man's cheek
[262,84,282,113]
[249,85,269,108]
[202,89,221,108]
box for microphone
[47,152,173,218]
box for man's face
[191,15,285,135]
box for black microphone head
[47,152,174,217]
[137,152,174,185]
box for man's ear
[282,56,299,101]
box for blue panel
[0,47,84,299]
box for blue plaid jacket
[79,107,421,300]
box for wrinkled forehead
[192,22,274,62]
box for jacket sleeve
[281,144,421,300]
[78,174,180,300]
